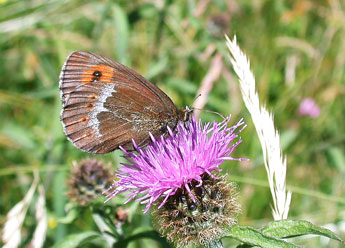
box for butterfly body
[59,51,189,154]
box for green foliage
[0,0,344,247]
[226,226,299,248]
[225,220,344,247]
[53,232,102,248]
[261,220,344,242]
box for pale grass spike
[225,35,292,220]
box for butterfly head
[182,106,194,122]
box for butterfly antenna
[188,94,201,110]
[192,108,227,120]
[189,94,226,120]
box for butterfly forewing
[59,51,182,154]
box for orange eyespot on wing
[80,65,115,84]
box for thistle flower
[299,98,320,118]
[105,116,245,211]
[105,116,245,246]
[67,159,114,206]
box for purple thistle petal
[105,115,246,213]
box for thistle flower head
[105,116,246,213]
[153,174,240,247]
[67,159,114,206]
[299,98,320,118]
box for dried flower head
[105,116,245,212]
[67,159,114,206]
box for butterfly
[59,51,192,154]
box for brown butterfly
[59,51,192,154]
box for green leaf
[57,203,80,224]
[1,123,36,149]
[225,226,299,248]
[92,213,117,246]
[53,232,101,248]
[145,56,169,80]
[280,129,297,150]
[326,147,345,173]
[53,170,67,242]
[166,77,197,94]
[261,220,345,244]
[112,4,129,65]
[113,230,170,248]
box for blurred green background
[0,0,344,247]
